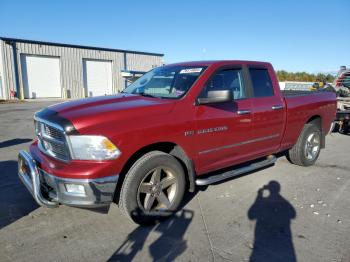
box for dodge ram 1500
[18,60,336,224]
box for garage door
[83,60,113,97]
[21,55,61,98]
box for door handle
[237,110,251,115]
[272,105,284,110]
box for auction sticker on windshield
[179,68,203,74]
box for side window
[249,68,274,97]
[202,69,246,99]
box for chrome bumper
[18,150,118,208]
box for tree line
[276,70,335,83]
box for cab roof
[165,60,272,68]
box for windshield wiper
[137,92,161,99]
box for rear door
[194,66,255,174]
[248,66,285,156]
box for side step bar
[195,155,277,186]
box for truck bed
[281,90,329,97]
[280,89,337,152]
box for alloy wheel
[137,166,178,212]
[304,132,320,160]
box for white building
[0,37,163,100]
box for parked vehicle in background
[18,60,336,224]
[332,66,350,133]
[334,66,350,97]
[335,97,350,133]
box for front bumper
[18,150,118,208]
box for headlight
[68,135,121,160]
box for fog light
[65,184,86,195]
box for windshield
[123,66,206,99]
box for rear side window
[202,69,246,99]
[249,68,274,97]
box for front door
[194,67,255,174]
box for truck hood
[45,94,176,133]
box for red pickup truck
[18,60,336,224]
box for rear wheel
[119,151,186,225]
[287,123,322,166]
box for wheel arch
[306,115,322,126]
[306,115,325,148]
[113,142,196,204]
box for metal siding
[17,44,25,98]
[126,53,162,72]
[3,42,14,98]
[115,52,124,92]
[0,40,6,98]
[2,42,9,97]
[0,40,163,99]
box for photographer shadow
[248,181,297,262]
[0,160,38,229]
[108,209,193,261]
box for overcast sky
[1,0,349,73]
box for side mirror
[197,90,233,105]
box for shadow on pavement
[0,138,33,149]
[0,160,38,229]
[248,181,297,262]
[108,209,193,261]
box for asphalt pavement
[0,100,349,262]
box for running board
[195,155,277,186]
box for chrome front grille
[35,119,70,161]
[43,124,65,141]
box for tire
[287,123,322,166]
[119,151,186,225]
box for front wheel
[287,123,322,166]
[119,151,186,225]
